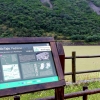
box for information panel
[0,43,58,90]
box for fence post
[56,42,65,100]
[14,95,20,100]
[55,86,64,100]
[83,86,88,100]
[72,51,76,83]
[56,42,65,73]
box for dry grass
[64,46,100,82]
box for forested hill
[0,0,100,42]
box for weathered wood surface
[0,37,55,43]
[56,42,65,74]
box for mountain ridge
[0,0,100,42]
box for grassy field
[1,81,100,100]
[63,46,100,82]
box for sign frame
[0,37,65,97]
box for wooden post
[72,51,76,83]
[14,95,20,100]
[56,42,65,73]
[83,86,88,100]
[55,42,65,100]
[55,87,64,100]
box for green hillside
[0,0,100,42]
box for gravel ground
[88,1,100,15]
[40,0,53,8]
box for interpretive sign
[0,37,65,97]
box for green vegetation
[0,0,100,42]
[1,81,100,100]
[64,81,100,100]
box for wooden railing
[65,51,100,83]
[37,85,100,100]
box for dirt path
[88,1,100,15]
[40,0,53,8]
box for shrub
[70,35,85,40]
[85,35,100,42]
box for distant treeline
[0,0,100,42]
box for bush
[85,35,100,42]
[70,35,85,40]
